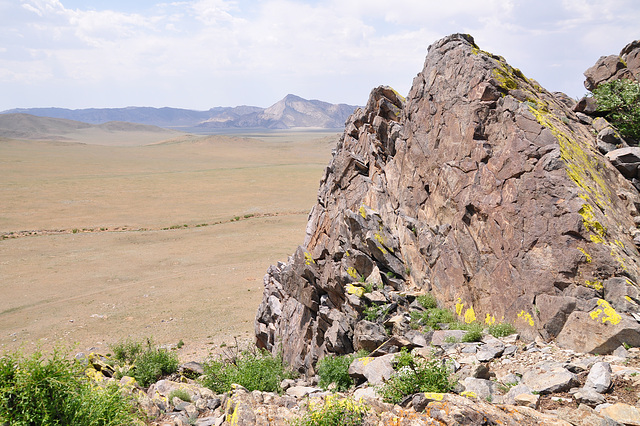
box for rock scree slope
[255,33,640,373]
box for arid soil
[0,130,337,361]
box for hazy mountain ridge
[2,95,359,130]
[0,113,182,145]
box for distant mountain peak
[1,95,360,131]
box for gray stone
[523,363,579,394]
[514,393,539,409]
[574,387,607,407]
[461,377,499,401]
[503,384,533,405]
[348,353,396,385]
[476,338,505,362]
[585,362,613,393]
[431,330,466,346]
[558,404,624,426]
[353,320,388,352]
[285,386,322,398]
[574,96,598,114]
[600,403,640,425]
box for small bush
[111,339,144,364]
[110,339,179,387]
[317,351,367,392]
[378,354,454,404]
[488,322,517,338]
[168,388,191,403]
[0,349,140,425]
[416,293,438,309]
[201,348,294,394]
[135,347,179,388]
[592,79,640,141]
[294,396,368,426]
[461,329,483,343]
[410,308,456,330]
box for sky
[1,0,639,111]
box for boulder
[585,362,613,393]
[600,403,640,426]
[558,404,624,426]
[522,362,579,394]
[606,147,640,179]
[353,320,387,352]
[348,353,396,385]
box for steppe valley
[0,127,337,359]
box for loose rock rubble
[77,323,640,425]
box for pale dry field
[0,130,337,360]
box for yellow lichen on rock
[345,284,364,298]
[589,299,622,325]
[577,247,592,263]
[347,266,358,279]
[585,280,604,291]
[359,205,367,219]
[423,392,445,401]
[358,357,374,367]
[304,252,315,265]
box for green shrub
[416,293,438,309]
[592,79,640,141]
[410,308,455,330]
[134,347,179,388]
[488,322,517,338]
[201,348,294,394]
[168,388,191,403]
[0,349,140,425]
[378,354,454,404]
[110,339,179,387]
[294,396,368,426]
[111,339,144,365]
[317,351,367,392]
[461,329,483,343]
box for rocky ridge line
[256,33,640,374]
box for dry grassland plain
[0,129,338,360]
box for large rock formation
[255,34,640,373]
[583,39,640,91]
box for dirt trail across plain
[0,130,337,360]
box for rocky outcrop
[583,40,640,91]
[255,34,640,372]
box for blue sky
[1,0,639,110]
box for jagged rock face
[584,39,640,91]
[256,34,640,372]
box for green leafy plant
[0,349,140,425]
[135,346,179,387]
[169,388,191,403]
[293,396,368,426]
[488,322,517,338]
[317,351,368,392]
[378,353,454,404]
[110,338,179,387]
[201,347,294,394]
[416,293,438,309]
[592,79,640,141]
[410,308,456,330]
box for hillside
[0,113,184,145]
[2,95,358,130]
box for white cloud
[1,0,639,109]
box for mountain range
[1,94,359,131]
